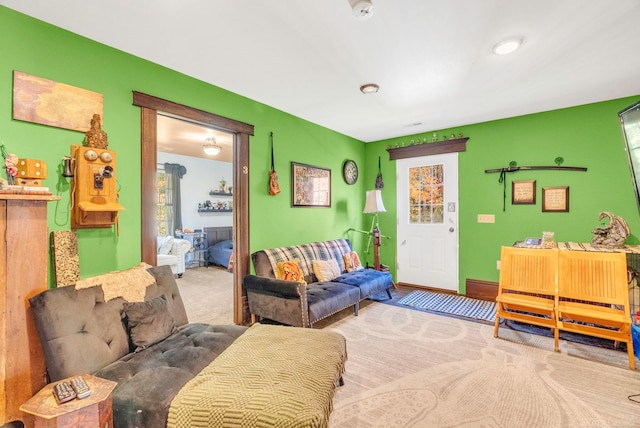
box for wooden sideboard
[0,194,58,426]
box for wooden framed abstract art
[291,162,331,207]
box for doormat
[396,290,496,323]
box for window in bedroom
[156,167,169,237]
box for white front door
[396,153,459,291]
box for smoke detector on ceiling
[350,0,374,19]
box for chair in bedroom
[494,246,559,350]
[556,250,635,370]
[156,236,191,277]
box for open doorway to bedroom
[156,115,234,324]
[134,91,253,326]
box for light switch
[478,214,495,223]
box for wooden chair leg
[493,307,501,338]
[627,339,636,370]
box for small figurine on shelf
[220,177,227,193]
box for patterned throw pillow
[275,259,306,283]
[343,251,364,272]
[312,258,341,282]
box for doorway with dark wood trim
[133,92,253,325]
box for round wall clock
[343,160,358,185]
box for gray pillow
[123,294,176,351]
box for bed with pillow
[243,238,393,327]
[207,239,234,270]
[203,226,234,270]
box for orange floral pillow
[275,259,306,284]
[343,251,363,272]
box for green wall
[2,6,639,292]
[366,96,640,291]
[0,6,367,280]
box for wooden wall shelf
[387,137,469,160]
[209,191,232,197]
[198,209,232,213]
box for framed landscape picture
[291,162,331,207]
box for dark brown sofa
[29,265,247,428]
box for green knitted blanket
[167,323,347,428]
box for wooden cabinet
[0,194,57,426]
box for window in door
[409,164,444,224]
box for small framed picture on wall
[512,180,536,205]
[542,186,569,212]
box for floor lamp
[350,189,388,270]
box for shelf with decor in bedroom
[209,191,233,197]
[198,208,232,213]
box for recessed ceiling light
[492,38,523,55]
[360,83,379,94]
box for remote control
[70,376,91,399]
[52,381,76,404]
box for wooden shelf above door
[387,137,468,160]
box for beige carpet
[177,274,640,427]
[176,266,234,325]
[319,303,640,428]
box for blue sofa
[243,239,393,327]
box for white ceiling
[157,115,234,162]
[3,0,640,143]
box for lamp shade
[363,189,386,213]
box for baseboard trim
[396,283,459,295]
[465,279,498,301]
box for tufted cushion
[28,284,130,382]
[306,282,360,325]
[95,323,247,428]
[333,269,394,299]
[124,294,176,352]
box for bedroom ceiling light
[202,136,221,156]
[350,0,374,19]
[492,38,523,55]
[360,83,379,94]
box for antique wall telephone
[68,144,124,229]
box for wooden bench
[494,247,635,370]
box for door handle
[449,227,455,232]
